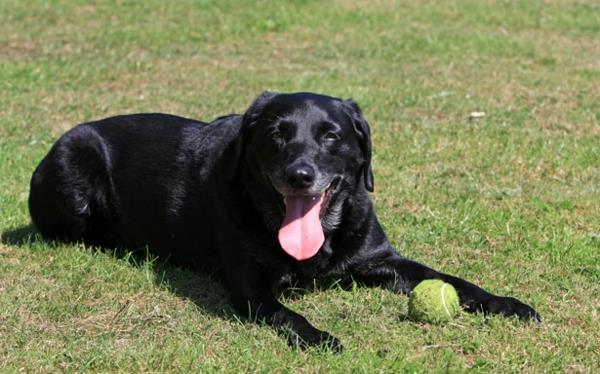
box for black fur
[29,92,541,352]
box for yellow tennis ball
[408,280,460,324]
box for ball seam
[441,283,450,317]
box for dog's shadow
[1,224,37,246]
[1,224,235,321]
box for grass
[1,0,599,372]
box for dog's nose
[286,164,315,189]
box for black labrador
[29,92,540,352]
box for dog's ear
[242,91,277,127]
[226,91,277,179]
[343,99,374,192]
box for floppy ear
[226,91,277,179]
[343,99,374,192]
[242,90,277,127]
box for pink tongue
[278,195,324,261]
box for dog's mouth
[275,177,341,262]
[319,177,340,218]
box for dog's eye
[323,131,340,142]
[269,130,283,141]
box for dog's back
[29,113,241,265]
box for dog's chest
[274,238,337,287]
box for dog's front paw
[287,330,344,354]
[467,295,542,322]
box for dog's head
[237,91,373,261]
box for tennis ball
[408,280,460,324]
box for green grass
[1,0,599,372]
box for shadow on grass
[1,224,235,321]
[1,224,38,246]
[152,262,235,320]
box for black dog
[29,92,540,352]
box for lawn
[1,0,599,372]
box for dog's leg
[222,262,343,352]
[348,246,541,322]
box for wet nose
[286,164,315,189]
